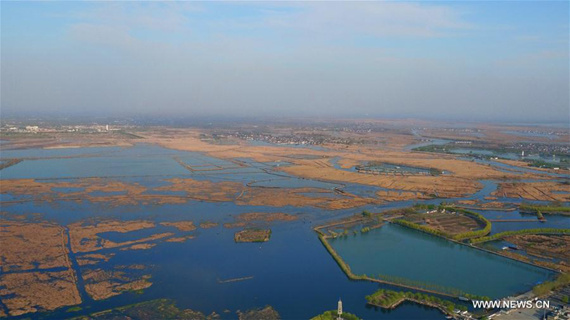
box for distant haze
[1,1,569,122]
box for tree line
[470,228,570,244]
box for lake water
[0,146,124,159]
[475,209,570,234]
[0,144,447,319]
[3,198,447,320]
[1,143,567,319]
[330,224,554,298]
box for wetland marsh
[1,126,568,319]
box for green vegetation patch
[519,203,570,215]
[470,228,570,244]
[532,273,570,296]
[66,306,83,313]
[394,206,491,241]
[72,299,210,320]
[234,229,271,243]
[393,219,453,238]
[237,305,280,320]
[365,289,468,314]
[311,310,360,320]
[527,160,568,170]
[413,145,452,153]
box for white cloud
[65,1,471,46]
[70,2,200,32]
[261,2,472,38]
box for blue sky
[1,1,568,122]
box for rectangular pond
[329,223,555,298]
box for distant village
[0,123,127,134]
[207,130,378,146]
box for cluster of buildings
[508,129,567,138]
[414,127,484,136]
[1,124,114,134]
[424,209,457,215]
[355,163,443,176]
[355,166,433,176]
[511,142,569,159]
[545,305,570,319]
[212,130,372,146]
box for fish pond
[330,223,555,299]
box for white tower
[521,150,525,157]
[337,298,343,320]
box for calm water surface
[330,224,554,299]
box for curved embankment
[391,206,492,242]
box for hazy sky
[1,1,569,122]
